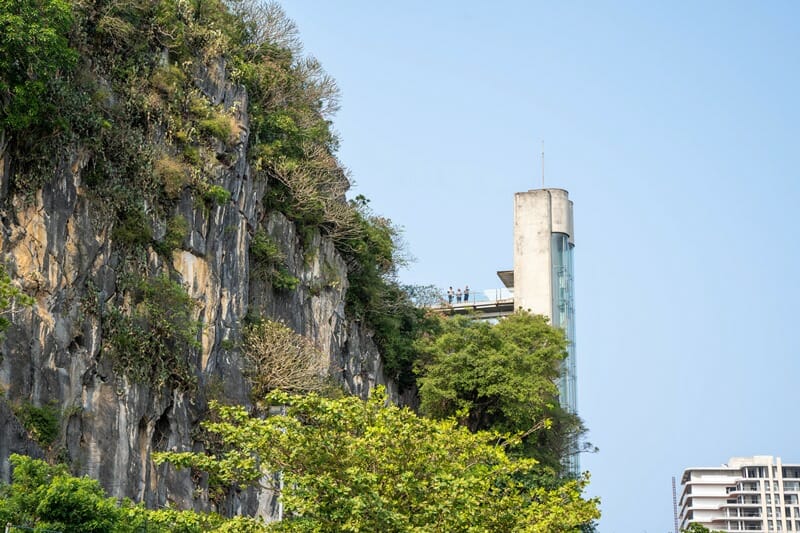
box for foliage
[199,114,236,144]
[204,184,232,206]
[249,229,299,291]
[241,319,328,402]
[0,264,34,334]
[0,0,414,389]
[155,155,192,199]
[250,229,285,265]
[334,196,435,390]
[268,267,300,291]
[111,206,154,249]
[156,388,599,532]
[0,455,121,532]
[12,402,60,448]
[0,0,78,131]
[103,274,200,390]
[415,311,589,472]
[0,454,268,532]
[681,524,723,533]
[155,214,189,255]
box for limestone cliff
[0,51,398,517]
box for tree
[156,388,599,532]
[0,0,77,132]
[0,454,267,532]
[0,454,122,532]
[414,311,589,471]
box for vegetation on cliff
[4,0,429,390]
[0,0,599,528]
[1,0,424,390]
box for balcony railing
[428,288,514,309]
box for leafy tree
[156,388,599,532]
[0,454,121,532]
[415,311,589,472]
[0,454,268,532]
[0,0,77,132]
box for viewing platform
[427,288,516,320]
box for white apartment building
[679,456,800,532]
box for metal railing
[430,288,514,308]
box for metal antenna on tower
[541,140,545,188]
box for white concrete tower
[513,188,578,473]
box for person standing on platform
[456,288,462,303]
[447,287,454,304]
[464,285,470,303]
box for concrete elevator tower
[513,188,578,473]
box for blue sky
[281,2,800,531]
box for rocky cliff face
[0,58,396,515]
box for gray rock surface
[0,58,396,517]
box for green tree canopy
[0,0,77,132]
[0,454,122,532]
[156,388,600,532]
[415,311,589,471]
[0,454,268,532]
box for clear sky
[280,1,800,531]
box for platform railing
[429,288,514,308]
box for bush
[199,114,235,143]
[203,184,231,206]
[250,229,284,264]
[112,207,153,249]
[242,319,327,403]
[155,156,191,199]
[0,455,268,532]
[150,64,187,97]
[103,274,200,390]
[13,402,60,447]
[268,266,299,291]
[154,214,189,255]
[249,229,298,291]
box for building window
[784,468,800,479]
